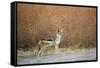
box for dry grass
[17,41,96,57]
[17,4,96,52]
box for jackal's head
[58,29,63,33]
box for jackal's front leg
[55,44,59,54]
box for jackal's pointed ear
[58,28,63,32]
[58,29,60,32]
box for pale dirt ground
[17,48,96,65]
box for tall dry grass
[17,4,96,51]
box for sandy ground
[17,48,96,65]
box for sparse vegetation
[17,4,96,57]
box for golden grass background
[17,3,96,51]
